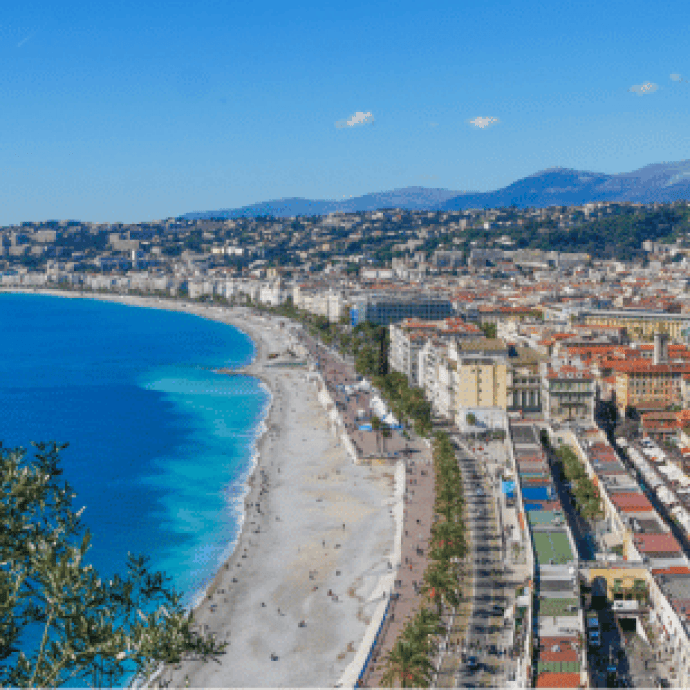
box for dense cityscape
[6,197,690,687]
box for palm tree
[381,638,435,688]
[422,562,459,617]
[371,415,383,455]
[401,608,444,659]
[431,520,466,561]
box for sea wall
[338,458,405,689]
[310,370,361,464]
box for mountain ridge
[182,160,690,219]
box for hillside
[182,160,690,219]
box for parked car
[467,656,479,670]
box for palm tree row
[424,433,467,615]
[381,432,467,687]
[373,371,433,437]
[380,608,443,688]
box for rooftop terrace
[538,597,580,617]
[528,511,566,528]
[533,531,574,565]
[512,424,541,448]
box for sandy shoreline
[2,289,399,688]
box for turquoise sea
[0,293,270,685]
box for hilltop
[182,160,690,219]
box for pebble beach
[6,290,400,688]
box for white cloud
[671,73,689,83]
[468,116,499,129]
[628,81,659,95]
[335,111,374,129]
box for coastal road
[434,437,510,688]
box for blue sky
[2,0,689,223]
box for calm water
[0,294,269,685]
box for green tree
[479,322,497,339]
[422,562,459,617]
[1,442,226,688]
[381,638,434,688]
[401,608,443,657]
[430,520,466,562]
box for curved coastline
[2,289,399,688]
[0,289,276,687]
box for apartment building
[451,339,509,423]
[418,338,455,417]
[388,317,482,386]
[507,347,545,418]
[541,362,596,423]
[350,294,453,326]
[612,361,690,415]
[476,304,542,326]
[455,355,508,411]
[565,434,690,687]
[577,309,690,341]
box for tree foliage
[554,445,603,520]
[479,322,497,339]
[1,442,226,688]
[381,432,466,686]
[381,636,435,688]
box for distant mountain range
[182,160,690,219]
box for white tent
[658,464,683,482]
[673,507,690,534]
[370,396,388,419]
[672,505,686,520]
[642,472,663,489]
[655,485,678,506]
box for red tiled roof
[612,361,690,374]
[547,364,593,379]
[652,566,690,575]
[535,672,581,688]
[589,443,613,452]
[610,492,654,512]
[633,533,682,553]
[671,599,690,619]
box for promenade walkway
[299,333,427,462]
[360,456,436,687]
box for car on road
[589,629,601,647]
[476,487,485,496]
